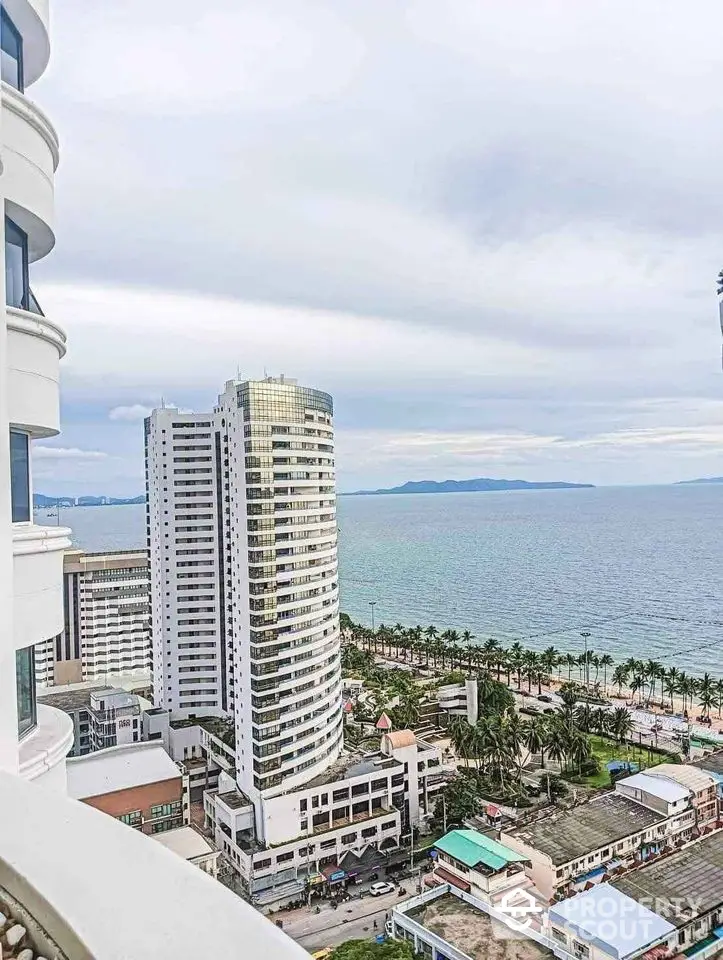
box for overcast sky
[30,0,723,495]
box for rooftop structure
[395,889,554,960]
[66,742,180,800]
[152,824,215,859]
[691,750,723,777]
[435,830,528,872]
[612,831,723,926]
[646,763,717,793]
[616,772,689,804]
[509,793,664,865]
[549,884,676,960]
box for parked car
[369,881,396,897]
[537,694,553,703]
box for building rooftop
[217,789,252,811]
[303,750,400,789]
[509,793,664,865]
[66,742,181,800]
[38,686,111,714]
[151,825,215,862]
[617,771,690,803]
[0,771,308,960]
[691,750,723,777]
[406,892,553,960]
[612,831,723,926]
[435,829,528,872]
[550,884,676,960]
[646,763,717,793]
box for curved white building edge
[0,0,72,786]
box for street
[276,889,404,953]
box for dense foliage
[329,939,415,959]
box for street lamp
[369,601,377,633]
[580,631,591,688]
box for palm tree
[545,721,567,772]
[462,630,476,669]
[715,679,723,718]
[522,715,548,768]
[663,668,680,710]
[698,673,715,718]
[541,647,561,685]
[612,664,629,697]
[610,707,633,745]
[599,654,614,692]
[508,641,525,688]
[564,653,577,682]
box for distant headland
[343,477,594,497]
[676,477,723,486]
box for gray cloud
[25,0,723,492]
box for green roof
[434,829,529,872]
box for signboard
[329,871,346,883]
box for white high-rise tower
[145,377,342,797]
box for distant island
[34,494,145,508]
[344,477,594,496]
[676,477,723,485]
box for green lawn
[564,735,669,789]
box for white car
[369,881,395,897]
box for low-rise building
[502,789,696,901]
[151,824,220,877]
[39,685,147,756]
[429,829,531,904]
[66,742,188,834]
[548,883,676,960]
[645,763,719,828]
[204,729,446,906]
[549,832,723,960]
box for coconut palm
[612,664,629,697]
[462,630,476,669]
[610,707,633,745]
[715,679,723,718]
[522,715,548,768]
[698,673,715,718]
[599,654,614,691]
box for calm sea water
[42,485,723,676]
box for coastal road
[280,889,402,952]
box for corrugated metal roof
[617,771,689,803]
[434,829,528,871]
[550,883,675,960]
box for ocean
[41,484,723,676]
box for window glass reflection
[0,8,23,92]
[10,430,30,522]
[5,217,28,310]
[16,645,36,739]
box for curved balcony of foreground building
[2,82,58,259]
[18,703,73,789]
[2,0,51,88]
[12,524,71,648]
[6,306,66,436]
[0,770,310,959]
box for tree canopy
[329,939,414,959]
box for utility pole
[369,600,377,633]
[580,631,591,689]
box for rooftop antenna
[160,396,165,409]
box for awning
[433,866,471,892]
[321,863,346,883]
[340,847,386,875]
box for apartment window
[1,8,23,91]
[10,431,30,522]
[277,852,294,864]
[255,858,272,870]
[361,826,376,839]
[118,810,142,827]
[5,217,29,310]
[16,645,36,738]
